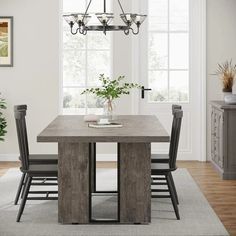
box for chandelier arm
[71,26,80,35]
[82,0,93,22]
[104,0,106,13]
[124,28,130,35]
[82,29,88,35]
[117,0,126,16]
[131,26,140,35]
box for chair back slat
[169,105,182,159]
[169,108,183,169]
[14,105,29,171]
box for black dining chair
[14,105,58,205]
[151,105,182,206]
[151,108,183,220]
[14,105,58,222]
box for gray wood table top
[37,115,170,143]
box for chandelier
[63,0,147,36]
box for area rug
[0,168,229,236]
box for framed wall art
[0,16,13,67]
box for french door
[134,0,206,161]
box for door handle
[141,86,152,99]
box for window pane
[149,0,168,31]
[169,71,189,102]
[63,22,85,50]
[63,0,86,13]
[63,50,86,86]
[87,94,104,115]
[89,0,111,12]
[87,32,111,50]
[148,71,168,102]
[88,51,111,86]
[170,33,189,69]
[149,33,168,70]
[63,88,86,114]
[170,0,189,31]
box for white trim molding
[199,0,207,162]
[0,154,19,162]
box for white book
[88,122,123,128]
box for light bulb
[78,15,83,22]
[126,14,131,21]
[102,14,107,22]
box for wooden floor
[1,161,236,235]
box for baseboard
[0,153,200,162]
[96,154,117,161]
[0,154,117,162]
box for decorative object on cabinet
[224,94,236,105]
[211,101,236,179]
[214,60,236,93]
[0,16,13,67]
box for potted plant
[0,94,7,141]
[82,74,141,120]
[214,60,236,94]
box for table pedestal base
[58,142,90,224]
[58,142,151,224]
[119,143,151,224]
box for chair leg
[166,174,180,220]
[16,176,32,222]
[14,173,26,205]
[20,176,27,199]
[169,172,179,205]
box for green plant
[81,74,141,100]
[0,94,7,141]
[81,74,141,116]
[214,60,236,92]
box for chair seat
[21,164,58,176]
[27,154,58,164]
[151,154,169,163]
[151,163,176,174]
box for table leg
[90,143,96,193]
[119,143,151,224]
[58,142,90,224]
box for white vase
[223,91,232,101]
[224,94,236,104]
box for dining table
[37,115,170,224]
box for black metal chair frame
[14,105,58,206]
[14,105,58,222]
[151,108,183,220]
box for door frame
[131,0,207,162]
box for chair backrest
[169,108,183,169]
[172,105,182,114]
[14,105,29,171]
[169,105,182,158]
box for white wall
[0,0,60,159]
[206,0,236,160]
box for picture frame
[0,16,13,67]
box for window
[148,0,189,103]
[63,0,112,114]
